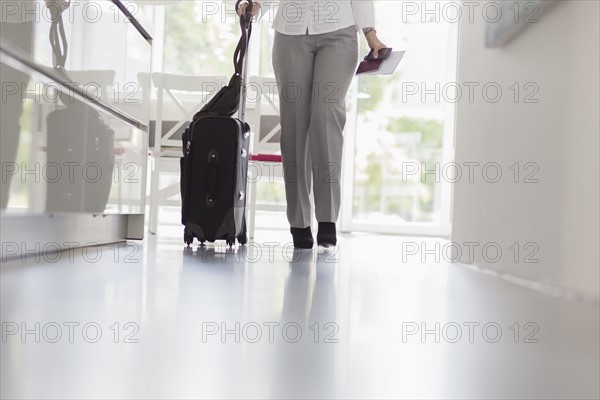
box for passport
[356,59,384,75]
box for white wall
[452,1,599,299]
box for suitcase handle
[206,150,219,207]
[235,0,254,24]
[233,1,252,77]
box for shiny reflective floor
[1,229,599,399]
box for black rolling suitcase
[180,0,254,247]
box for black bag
[181,0,254,247]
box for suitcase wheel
[226,235,236,248]
[237,232,247,246]
[184,231,194,247]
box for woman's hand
[365,31,388,59]
[237,1,261,17]
[44,0,70,13]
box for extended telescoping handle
[237,0,253,123]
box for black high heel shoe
[290,227,314,249]
[317,222,337,247]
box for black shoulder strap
[233,0,253,76]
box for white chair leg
[248,172,258,240]
[148,157,160,235]
[309,190,316,232]
[149,78,164,236]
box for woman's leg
[308,26,359,224]
[272,32,318,229]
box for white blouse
[263,0,376,35]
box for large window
[159,1,276,78]
[341,0,458,235]
[162,1,240,76]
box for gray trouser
[272,25,359,229]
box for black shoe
[291,227,314,249]
[317,222,337,247]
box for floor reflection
[271,249,338,398]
